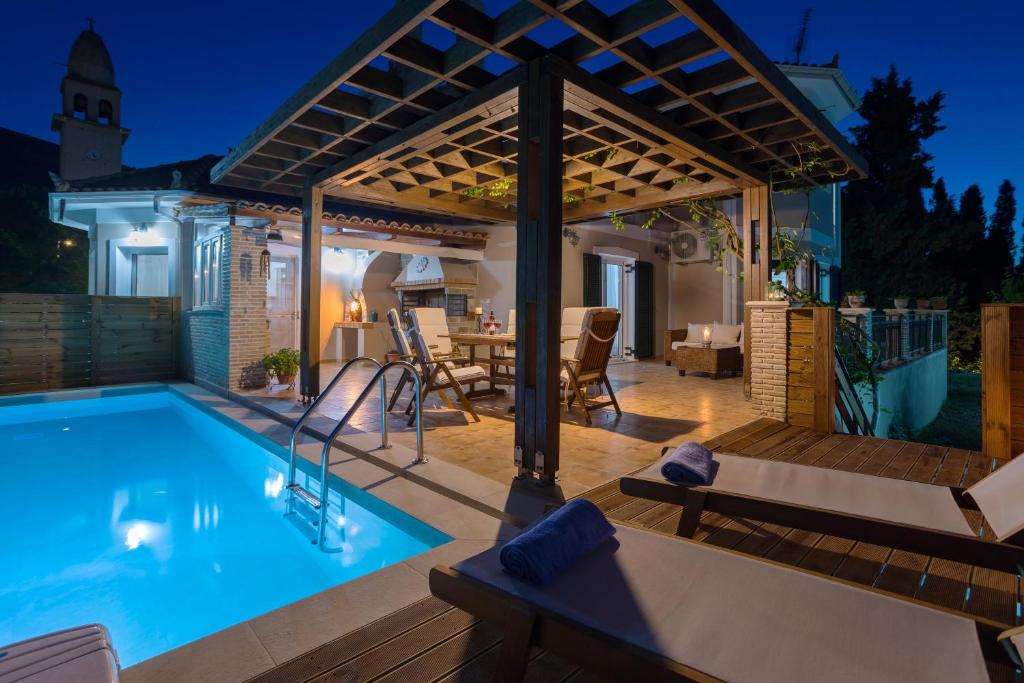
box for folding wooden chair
[407,326,488,425]
[385,308,417,411]
[561,307,622,426]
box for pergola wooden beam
[211,0,446,184]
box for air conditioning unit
[670,229,711,264]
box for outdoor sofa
[620,446,1024,575]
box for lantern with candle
[702,324,712,348]
[349,297,363,322]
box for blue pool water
[0,388,448,666]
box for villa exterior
[5,3,1022,683]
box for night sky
[2,1,1021,216]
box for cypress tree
[842,66,944,304]
[986,180,1018,288]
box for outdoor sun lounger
[620,447,1024,575]
[430,523,1017,682]
[0,624,120,682]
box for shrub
[262,348,300,379]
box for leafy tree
[842,66,945,304]
[0,185,87,293]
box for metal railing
[839,309,948,368]
[314,360,424,546]
[287,356,386,489]
[285,357,425,549]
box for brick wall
[746,300,789,420]
[182,224,269,391]
[226,225,269,389]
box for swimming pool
[0,386,448,666]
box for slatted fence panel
[0,294,180,394]
[786,307,835,432]
[92,296,180,386]
[0,294,92,393]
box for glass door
[603,261,624,359]
[267,256,298,349]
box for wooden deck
[250,419,1020,682]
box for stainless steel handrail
[315,360,424,547]
[287,356,386,494]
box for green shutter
[634,260,654,359]
[582,253,602,307]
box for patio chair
[430,521,1012,682]
[407,324,488,425]
[561,307,622,426]
[0,624,120,682]
[620,446,1024,575]
[385,308,417,411]
[407,307,468,363]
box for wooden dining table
[444,332,578,399]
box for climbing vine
[607,140,849,300]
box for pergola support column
[742,184,772,397]
[299,183,323,403]
[514,58,564,484]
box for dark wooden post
[299,183,323,402]
[742,184,771,397]
[514,58,563,484]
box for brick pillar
[226,224,269,389]
[746,300,789,420]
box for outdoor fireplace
[390,255,478,325]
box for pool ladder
[286,357,424,548]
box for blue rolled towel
[499,499,616,585]
[661,441,714,485]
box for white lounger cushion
[638,452,975,536]
[454,524,989,682]
[966,452,1024,541]
[0,624,118,682]
[433,365,487,387]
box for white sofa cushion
[711,322,743,345]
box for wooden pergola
[212,0,866,483]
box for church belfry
[51,20,129,181]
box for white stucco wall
[474,223,670,356]
[857,350,948,437]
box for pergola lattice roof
[212,0,866,223]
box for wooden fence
[981,303,1024,459]
[0,294,180,395]
[786,307,835,433]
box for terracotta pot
[893,298,909,310]
[277,372,296,386]
[916,298,930,310]
[931,298,948,310]
[847,295,865,308]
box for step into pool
[0,386,448,666]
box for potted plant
[262,348,300,387]
[930,296,948,310]
[893,295,910,310]
[916,297,930,310]
[845,290,866,308]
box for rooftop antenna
[792,8,812,63]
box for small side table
[674,345,742,379]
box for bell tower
[51,20,129,181]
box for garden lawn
[914,372,981,450]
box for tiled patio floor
[242,358,756,499]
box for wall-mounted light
[267,229,283,242]
[260,248,271,279]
